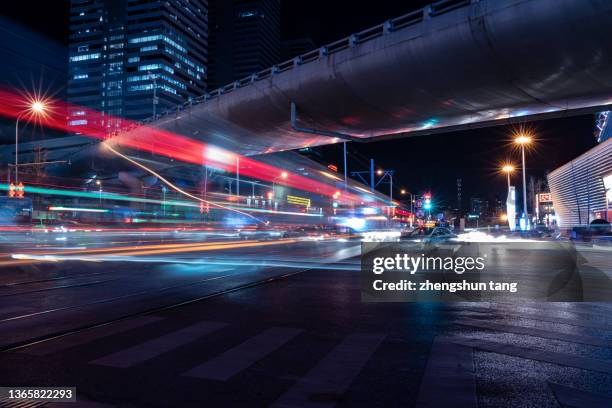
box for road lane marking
[416,337,477,408]
[0,273,233,324]
[0,306,30,318]
[455,318,612,348]
[549,382,612,408]
[183,327,303,381]
[0,279,116,298]
[21,315,164,356]
[441,336,612,374]
[90,321,227,368]
[1,240,261,266]
[271,333,385,407]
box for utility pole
[351,163,396,205]
[343,142,348,191]
[236,156,240,197]
[370,159,374,191]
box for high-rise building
[456,178,462,211]
[469,197,481,215]
[68,0,208,131]
[207,0,280,90]
[595,111,611,143]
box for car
[403,226,457,243]
[238,224,285,240]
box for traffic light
[16,182,24,198]
[423,193,432,210]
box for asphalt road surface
[0,231,611,407]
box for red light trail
[0,87,361,203]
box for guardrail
[140,0,473,125]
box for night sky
[0,0,599,207]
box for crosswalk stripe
[21,316,165,356]
[416,337,477,408]
[90,321,227,368]
[441,336,612,374]
[549,382,612,408]
[183,327,303,381]
[0,399,44,408]
[455,318,612,348]
[271,333,385,408]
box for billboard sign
[538,193,553,203]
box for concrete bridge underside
[143,0,612,155]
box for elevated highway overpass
[135,0,612,155]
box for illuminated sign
[538,193,553,203]
[287,195,311,207]
[604,173,612,205]
[327,164,338,172]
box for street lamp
[501,164,515,189]
[14,100,47,184]
[514,134,531,227]
[271,171,289,205]
[96,180,102,204]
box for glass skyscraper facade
[207,0,280,90]
[595,111,612,143]
[68,0,208,132]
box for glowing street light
[31,101,46,114]
[14,100,48,184]
[400,189,406,195]
[376,169,383,176]
[271,171,289,202]
[501,164,515,189]
[514,134,532,227]
[96,180,103,203]
[515,135,532,145]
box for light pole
[502,164,515,189]
[236,156,240,197]
[271,171,288,206]
[14,101,47,184]
[401,189,415,225]
[376,168,395,204]
[515,135,531,227]
[96,180,102,204]
[161,185,167,216]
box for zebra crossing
[4,303,612,407]
[270,333,385,408]
[183,327,303,381]
[90,321,228,368]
